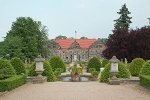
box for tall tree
[103,28,130,61]
[5,17,48,60]
[114,4,132,29]
[100,38,107,43]
[147,18,150,28]
[2,36,25,60]
[148,18,150,24]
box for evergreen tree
[147,18,150,28]
[114,4,132,29]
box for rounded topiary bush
[49,56,66,72]
[129,58,145,76]
[10,57,25,75]
[100,62,131,83]
[28,61,56,82]
[140,60,150,76]
[102,58,109,67]
[0,59,16,75]
[87,57,102,72]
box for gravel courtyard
[0,82,150,100]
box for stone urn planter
[71,72,80,82]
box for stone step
[119,77,140,84]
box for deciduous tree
[4,17,48,60]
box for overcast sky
[0,0,150,41]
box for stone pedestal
[108,78,120,85]
[33,77,47,84]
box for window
[96,45,98,48]
[86,54,88,59]
[53,44,56,48]
[47,44,51,48]
[82,55,84,58]
[100,45,102,48]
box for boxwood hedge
[28,61,56,82]
[0,75,26,92]
[140,75,150,88]
[100,62,131,83]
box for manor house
[46,38,106,62]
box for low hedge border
[0,75,26,92]
[140,75,150,88]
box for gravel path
[0,82,150,100]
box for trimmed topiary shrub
[139,60,150,88]
[0,59,16,76]
[140,60,150,76]
[28,61,56,82]
[102,58,109,67]
[10,57,25,75]
[87,57,102,72]
[129,58,145,76]
[49,56,66,72]
[100,62,131,83]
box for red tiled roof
[55,39,96,49]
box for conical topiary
[140,60,150,76]
[0,59,16,75]
[49,56,66,72]
[129,58,145,76]
[87,57,102,72]
[10,57,25,75]
[102,58,109,67]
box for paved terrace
[0,82,150,100]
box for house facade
[46,38,106,62]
